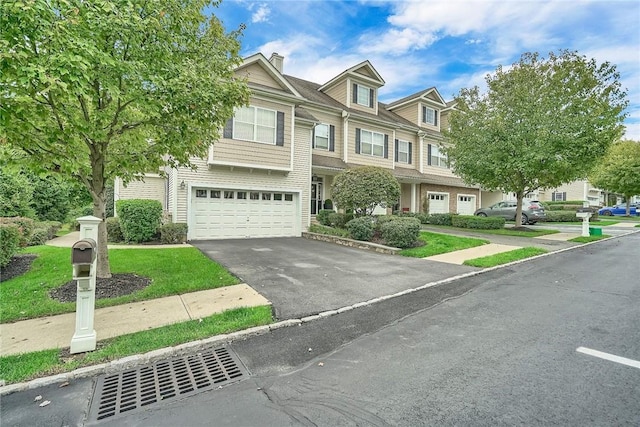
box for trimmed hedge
[328,212,349,228]
[116,199,163,243]
[0,224,21,267]
[308,224,350,238]
[427,213,455,226]
[452,215,505,229]
[160,223,188,244]
[106,217,124,242]
[0,217,36,247]
[316,209,333,226]
[28,227,50,246]
[543,211,583,222]
[346,216,374,241]
[380,217,421,248]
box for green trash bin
[589,227,602,236]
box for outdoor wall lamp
[179,180,186,190]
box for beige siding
[324,81,348,105]
[117,176,166,209]
[440,111,451,131]
[309,109,343,159]
[394,130,419,169]
[213,97,292,169]
[353,66,375,79]
[391,103,420,125]
[481,191,503,208]
[419,101,440,132]
[400,184,412,211]
[237,63,282,90]
[348,121,394,169]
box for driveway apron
[192,237,477,319]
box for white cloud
[358,28,439,55]
[251,3,270,23]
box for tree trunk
[90,147,112,278]
[515,192,524,227]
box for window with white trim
[423,106,438,126]
[360,130,385,157]
[314,124,329,150]
[353,83,374,108]
[233,106,276,144]
[429,144,448,168]
[552,191,566,201]
[397,140,409,163]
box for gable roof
[318,60,385,91]
[237,53,303,98]
[386,87,447,110]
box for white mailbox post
[70,215,101,354]
[576,201,592,238]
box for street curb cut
[2,229,637,396]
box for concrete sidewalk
[424,243,522,265]
[0,284,270,356]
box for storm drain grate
[89,347,245,421]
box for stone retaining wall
[302,232,400,255]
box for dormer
[387,88,448,131]
[318,61,385,115]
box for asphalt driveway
[192,237,477,319]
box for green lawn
[399,231,488,258]
[424,225,559,238]
[568,235,611,243]
[0,306,272,384]
[463,247,548,268]
[1,245,239,323]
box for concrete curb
[2,229,638,396]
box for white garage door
[191,188,298,239]
[428,193,449,214]
[457,195,476,215]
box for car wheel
[603,210,613,216]
[521,214,528,225]
[477,212,487,217]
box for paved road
[3,232,639,426]
[192,237,477,319]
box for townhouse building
[117,52,483,240]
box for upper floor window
[356,128,387,158]
[223,106,285,146]
[395,139,412,164]
[422,106,438,126]
[353,83,374,108]
[313,123,335,151]
[428,144,448,168]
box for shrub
[160,223,188,244]
[0,224,21,267]
[328,212,349,228]
[0,217,36,247]
[0,169,35,218]
[28,227,50,246]
[543,211,583,222]
[331,166,400,216]
[323,199,333,210]
[308,224,350,238]
[346,216,374,241]
[428,213,455,226]
[68,205,94,230]
[106,217,124,242]
[374,215,398,232]
[39,221,62,240]
[452,215,505,229]
[116,199,163,243]
[381,217,421,248]
[316,209,333,226]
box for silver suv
[474,200,546,225]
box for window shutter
[394,139,399,162]
[434,111,438,126]
[353,83,358,104]
[369,88,374,108]
[427,144,432,165]
[408,142,413,164]
[562,192,567,201]
[384,134,389,159]
[329,125,335,152]
[223,118,233,139]
[355,128,361,154]
[422,106,426,123]
[552,193,556,202]
[311,127,316,149]
[276,111,285,146]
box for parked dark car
[474,200,546,225]
[598,203,639,216]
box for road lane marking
[576,347,640,369]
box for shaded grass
[543,220,619,226]
[400,231,488,258]
[423,225,558,238]
[0,306,272,384]
[463,247,547,268]
[568,235,611,243]
[1,246,239,323]
[308,224,350,238]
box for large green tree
[0,0,250,277]
[444,51,628,226]
[331,166,401,216]
[589,140,640,216]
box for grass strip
[400,231,488,258]
[463,247,548,268]
[0,306,272,384]
[1,246,239,322]
[423,225,558,238]
[568,235,611,243]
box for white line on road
[576,347,640,369]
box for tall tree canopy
[331,166,401,217]
[444,51,628,226]
[589,140,640,216]
[0,0,250,276]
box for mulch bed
[1,254,150,301]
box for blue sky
[211,0,640,140]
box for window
[224,191,234,199]
[195,189,207,198]
[552,192,566,202]
[262,193,271,200]
[273,193,283,201]
[430,194,445,201]
[428,144,448,168]
[233,106,276,144]
[396,139,410,163]
[314,124,329,150]
[250,192,260,200]
[284,194,293,201]
[360,129,385,157]
[237,191,247,200]
[210,190,221,199]
[353,83,374,108]
[423,106,438,126]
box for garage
[428,192,449,214]
[190,188,299,239]
[457,195,476,215]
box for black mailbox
[71,238,97,265]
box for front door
[311,179,323,215]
